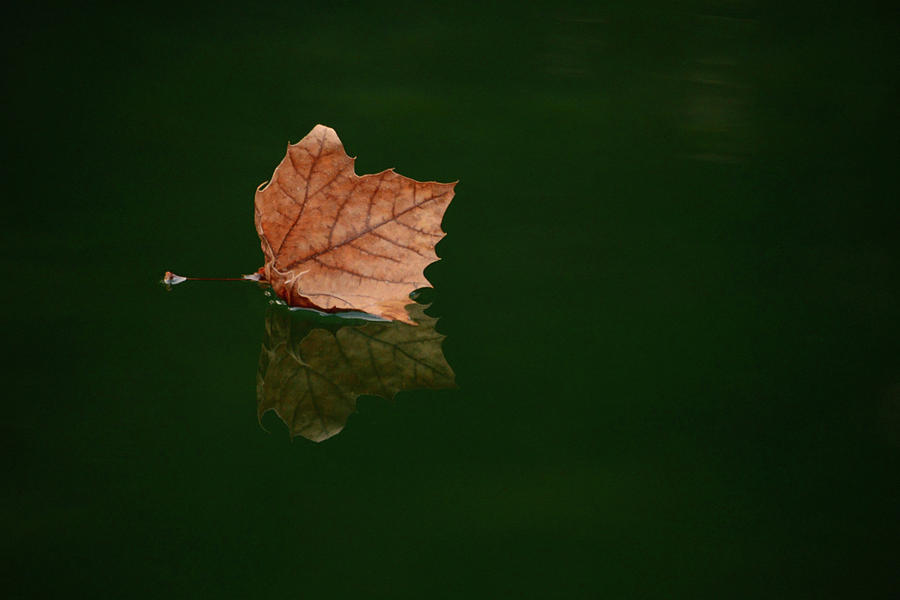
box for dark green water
[4,1,898,597]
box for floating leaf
[254,125,455,324]
[257,304,455,442]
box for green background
[4,1,898,597]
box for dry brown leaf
[254,125,455,324]
[257,304,455,442]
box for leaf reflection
[257,304,455,442]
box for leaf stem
[162,271,265,286]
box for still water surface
[4,1,898,597]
